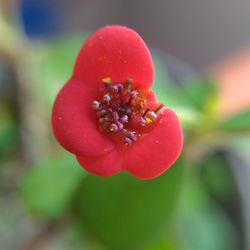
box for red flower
[52,25,183,179]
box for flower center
[91,77,164,146]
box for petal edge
[52,78,115,157]
[124,109,183,179]
[73,25,154,88]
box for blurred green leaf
[152,55,188,108]
[198,151,243,249]
[227,135,250,162]
[217,109,250,131]
[146,232,181,250]
[183,77,218,115]
[152,55,202,129]
[179,204,238,250]
[152,55,219,131]
[30,36,87,108]
[75,159,183,250]
[176,176,239,250]
[0,105,18,157]
[200,152,239,202]
[21,154,84,220]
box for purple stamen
[139,117,147,126]
[111,85,119,93]
[116,83,124,93]
[129,131,138,141]
[92,100,101,110]
[125,137,133,145]
[131,90,138,98]
[110,123,119,132]
[120,115,128,123]
[92,77,164,146]
[103,94,111,102]
[112,111,119,122]
[116,121,124,130]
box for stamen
[131,90,138,98]
[146,111,158,121]
[125,137,133,145]
[110,123,119,132]
[154,103,164,113]
[120,115,128,123]
[102,77,112,84]
[91,77,164,146]
[119,106,132,116]
[111,83,123,93]
[112,111,119,122]
[139,117,147,126]
[116,121,124,131]
[125,77,133,91]
[142,108,149,118]
[103,94,111,102]
[99,117,106,123]
[128,131,138,141]
[92,100,101,110]
[97,110,107,117]
[117,83,124,92]
[111,85,119,93]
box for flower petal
[73,25,154,88]
[52,78,115,157]
[76,150,123,177]
[124,109,183,180]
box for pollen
[91,77,164,145]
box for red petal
[52,78,115,157]
[76,150,123,177]
[124,109,183,180]
[73,25,154,88]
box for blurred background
[0,0,250,249]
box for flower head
[52,25,183,179]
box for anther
[125,77,133,91]
[120,115,128,123]
[92,100,101,110]
[126,107,132,116]
[111,83,123,93]
[139,117,147,126]
[111,85,119,93]
[154,103,164,113]
[131,90,138,98]
[116,121,124,130]
[102,77,112,84]
[99,117,106,123]
[125,137,133,145]
[146,111,158,121]
[99,115,110,123]
[128,131,138,141]
[142,108,149,118]
[110,123,119,132]
[103,94,111,102]
[117,83,123,92]
[112,111,119,122]
[97,110,107,117]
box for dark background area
[57,0,250,69]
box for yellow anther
[102,77,112,84]
[147,111,157,121]
[145,117,152,124]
